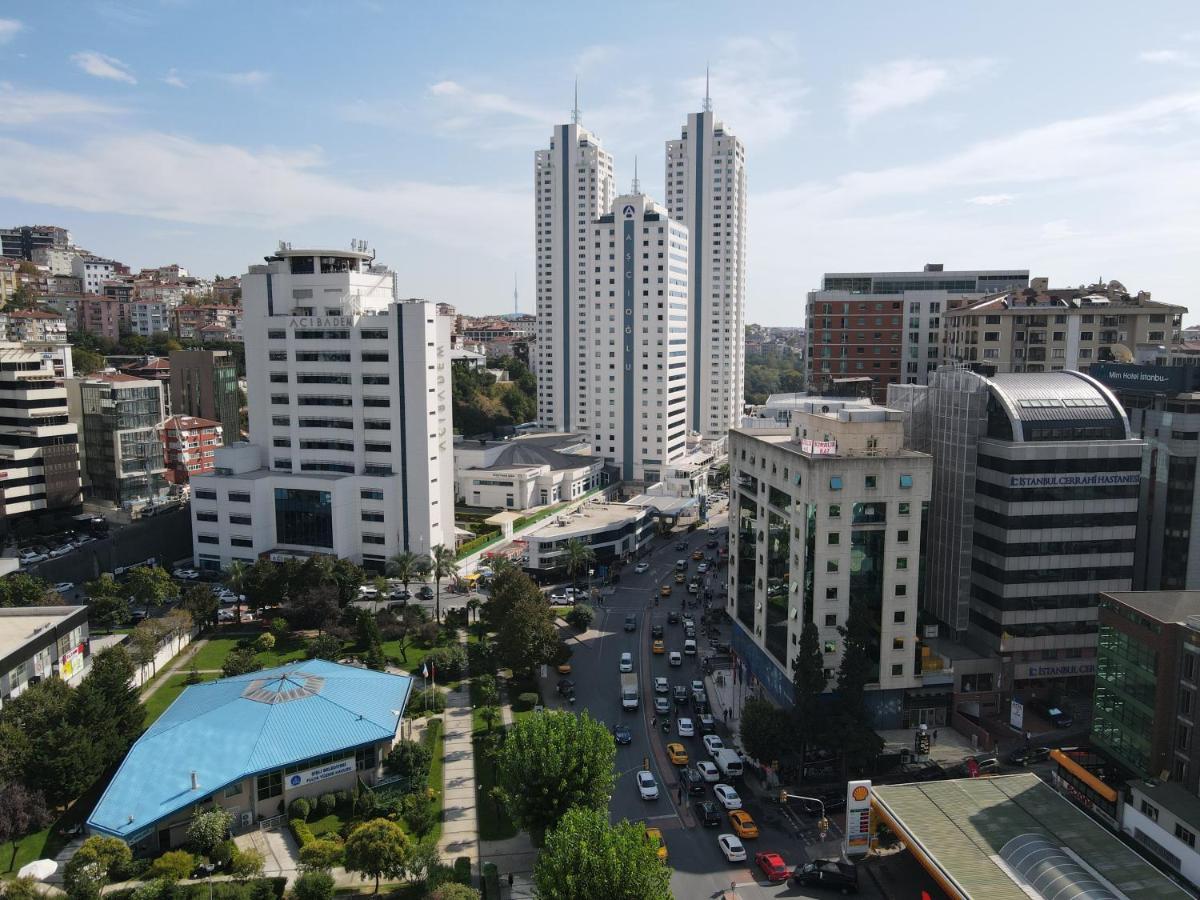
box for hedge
[106,878,287,900]
[455,530,502,560]
[290,818,316,847]
[454,856,472,885]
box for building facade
[72,256,116,295]
[170,349,241,446]
[523,501,656,574]
[160,415,223,485]
[0,225,70,262]
[454,432,603,509]
[68,372,167,506]
[3,309,67,344]
[189,245,454,572]
[665,102,747,438]
[583,193,689,486]
[0,344,82,524]
[727,399,932,727]
[807,265,1029,399]
[173,304,242,342]
[0,606,90,706]
[533,119,614,432]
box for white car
[20,553,47,565]
[54,582,74,594]
[718,833,746,863]
[619,652,633,673]
[677,717,694,737]
[634,562,649,574]
[654,676,669,694]
[669,651,682,667]
[358,585,378,597]
[713,784,742,810]
[48,546,71,558]
[637,770,659,800]
[691,679,705,694]
[696,761,720,782]
[549,591,566,603]
[697,562,709,573]
[703,734,725,757]
[654,696,670,714]
[683,639,697,655]
[172,568,199,580]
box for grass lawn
[307,812,345,840]
[142,672,219,725]
[507,674,543,726]
[467,676,516,841]
[187,633,310,670]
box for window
[256,771,282,801]
[195,489,216,500]
[223,783,243,799]
[828,532,840,546]
[893,638,905,650]
[230,537,253,548]
[197,534,218,544]
[363,397,390,407]
[826,560,839,573]
[361,353,389,362]
[824,614,837,627]
[196,511,217,522]
[361,488,384,501]
[1176,824,1196,849]
[823,641,837,654]
[865,475,877,489]
[361,510,385,522]
[898,502,911,515]
[229,514,252,526]
[828,504,841,518]
[825,586,838,600]
[897,529,909,543]
[891,664,904,677]
[228,492,250,503]
[1141,800,1159,821]
[830,477,843,491]
[897,557,908,570]
[362,533,386,545]
[899,474,913,489]
[894,610,906,623]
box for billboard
[800,439,837,456]
[59,644,85,680]
[1090,362,1189,395]
[845,780,872,857]
[286,758,354,789]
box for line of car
[19,532,99,565]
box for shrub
[187,807,234,858]
[288,798,311,822]
[443,608,468,628]
[269,617,290,637]
[384,739,432,782]
[297,839,343,873]
[418,621,441,648]
[184,667,203,685]
[408,687,445,715]
[430,886,480,900]
[516,692,540,711]
[289,818,316,847]
[400,794,436,836]
[453,856,472,885]
[305,634,341,661]
[289,871,334,900]
[229,848,265,881]
[334,790,351,808]
[565,603,594,630]
[211,840,236,869]
[255,633,276,652]
[148,850,196,882]
[425,644,467,680]
[222,647,261,677]
[316,792,336,817]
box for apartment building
[160,415,222,484]
[170,349,241,446]
[73,256,117,295]
[188,244,454,572]
[944,279,1185,374]
[173,304,242,342]
[532,116,614,431]
[3,309,67,344]
[806,264,1029,399]
[0,225,70,262]
[665,97,747,438]
[727,399,932,726]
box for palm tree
[429,544,457,623]
[371,574,388,615]
[563,538,596,592]
[225,560,247,626]
[466,596,481,624]
[386,551,421,600]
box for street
[542,506,882,900]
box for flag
[421,663,428,679]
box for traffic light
[778,789,788,804]
[817,816,830,839]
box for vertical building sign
[845,780,872,856]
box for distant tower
[513,273,519,316]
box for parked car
[1008,745,1052,766]
[54,582,74,594]
[790,859,859,893]
[1030,698,1074,728]
[756,851,790,883]
[703,734,725,757]
[718,833,746,863]
[677,717,694,737]
[418,586,434,601]
[19,552,47,565]
[694,799,721,826]
[173,568,199,580]
[637,771,659,800]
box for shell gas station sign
[845,780,872,856]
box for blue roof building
[88,660,412,851]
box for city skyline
[0,2,1197,323]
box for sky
[1,1,1199,324]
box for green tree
[306,633,342,661]
[533,807,671,900]
[127,619,166,679]
[385,551,421,597]
[494,596,558,677]
[329,557,365,606]
[0,722,31,785]
[298,839,344,872]
[187,807,233,858]
[291,870,335,900]
[383,740,431,784]
[0,573,54,608]
[0,783,51,873]
[222,646,261,677]
[63,835,131,900]
[562,538,595,590]
[428,544,457,623]
[71,645,143,764]
[494,710,615,845]
[82,575,130,632]
[229,847,265,881]
[738,697,795,768]
[0,678,96,805]
[180,583,219,629]
[564,603,594,630]
[343,818,411,893]
[479,563,538,630]
[224,560,248,625]
[242,558,284,611]
[147,850,195,882]
[831,599,884,774]
[289,584,339,633]
[126,565,176,618]
[792,617,828,779]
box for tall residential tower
[533,110,614,432]
[665,92,747,438]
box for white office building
[189,245,454,572]
[72,256,116,295]
[533,116,614,432]
[665,97,747,439]
[582,193,689,486]
[453,432,603,510]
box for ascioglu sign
[845,780,872,856]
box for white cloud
[1039,220,1082,241]
[163,69,186,88]
[1139,48,1198,67]
[71,51,137,84]
[846,57,993,125]
[574,44,616,74]
[0,82,127,125]
[966,194,1015,206]
[0,18,22,43]
[221,70,269,87]
[0,131,529,261]
[425,80,559,148]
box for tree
[71,346,106,377]
[738,697,795,768]
[562,538,596,589]
[83,576,131,633]
[0,678,97,805]
[533,807,671,900]
[494,596,559,677]
[224,560,248,626]
[242,558,284,612]
[383,740,432,784]
[329,557,365,606]
[222,646,261,677]
[0,722,31,785]
[291,870,336,900]
[63,835,131,900]
[289,584,339,633]
[429,544,457,623]
[126,565,176,618]
[148,850,196,882]
[0,783,51,873]
[0,573,55,608]
[229,847,265,881]
[830,599,883,775]
[187,807,233,858]
[306,633,342,661]
[479,564,540,630]
[343,818,411,893]
[180,583,219,628]
[386,551,421,596]
[564,603,594,631]
[71,646,143,764]
[127,619,166,679]
[792,618,828,778]
[494,710,615,845]
[298,840,344,873]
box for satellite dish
[1110,344,1134,363]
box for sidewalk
[437,631,479,873]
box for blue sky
[1,1,1199,323]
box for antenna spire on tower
[572,78,581,124]
[703,64,712,112]
[632,155,640,194]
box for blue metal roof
[88,660,412,839]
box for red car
[756,851,789,883]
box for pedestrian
[651,715,657,727]
[508,872,514,889]
[933,729,938,745]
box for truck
[620,674,639,710]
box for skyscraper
[584,193,689,483]
[533,99,614,432]
[665,84,747,438]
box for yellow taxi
[557,662,572,674]
[692,549,704,561]
[674,572,686,584]
[652,639,665,654]
[660,584,672,597]
[729,809,759,839]
[666,742,689,765]
[645,826,668,862]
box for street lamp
[779,790,830,839]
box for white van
[683,639,697,655]
[713,748,743,778]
